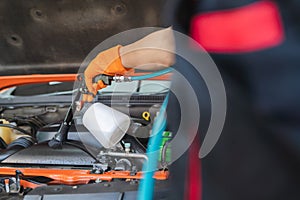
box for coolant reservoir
[82,103,131,149]
[0,119,13,144]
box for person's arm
[120,27,175,70]
[83,27,175,101]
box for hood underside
[0,0,165,75]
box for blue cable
[113,67,172,199]
[131,68,172,81]
[137,94,169,200]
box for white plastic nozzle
[82,103,130,149]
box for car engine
[0,81,171,199]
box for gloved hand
[82,81,107,102]
[83,45,131,102]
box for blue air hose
[105,67,172,199]
[131,68,172,81]
[137,94,169,200]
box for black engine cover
[1,143,96,166]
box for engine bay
[0,79,171,199]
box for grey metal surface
[24,196,42,200]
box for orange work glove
[82,81,107,102]
[83,45,132,102]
